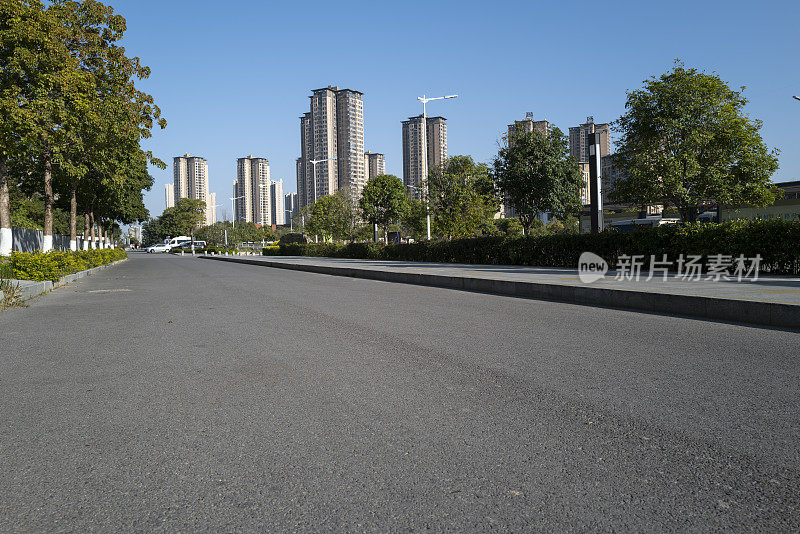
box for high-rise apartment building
[364,151,385,180]
[569,117,610,164]
[297,86,365,209]
[401,115,447,193]
[173,154,215,225]
[164,183,175,209]
[269,179,284,226]
[507,114,550,140]
[569,118,611,206]
[285,193,298,222]
[235,155,271,225]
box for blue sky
[112,0,800,220]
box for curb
[3,258,128,302]
[200,255,800,330]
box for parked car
[146,243,171,253]
[175,240,207,251]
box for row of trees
[296,134,583,243]
[297,61,779,242]
[0,0,165,256]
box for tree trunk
[69,185,77,251]
[83,212,90,250]
[42,152,54,252]
[89,209,96,249]
[0,161,11,256]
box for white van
[164,236,192,249]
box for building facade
[269,179,284,226]
[235,155,272,225]
[173,154,215,226]
[364,151,385,180]
[164,183,175,209]
[401,115,447,194]
[507,115,550,141]
[297,85,365,209]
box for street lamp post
[416,93,458,240]
[229,195,245,229]
[309,157,337,205]
[307,157,336,243]
[285,210,294,232]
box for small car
[146,243,171,253]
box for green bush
[10,248,127,282]
[262,246,281,255]
[273,219,800,275]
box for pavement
[202,254,800,329]
[1,252,798,532]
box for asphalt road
[1,252,798,532]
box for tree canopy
[360,174,407,243]
[493,128,582,234]
[428,156,498,239]
[611,61,780,221]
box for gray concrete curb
[2,258,127,302]
[200,255,800,330]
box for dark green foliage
[10,248,127,281]
[613,61,780,221]
[273,219,800,275]
[278,233,308,245]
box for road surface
[1,253,798,531]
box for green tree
[428,156,498,239]
[359,174,407,243]
[0,0,75,253]
[163,198,206,239]
[493,128,582,235]
[400,198,428,241]
[612,61,780,221]
[306,193,352,242]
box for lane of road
[1,253,798,531]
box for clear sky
[111,0,800,221]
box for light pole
[416,93,457,240]
[309,157,337,204]
[229,195,244,228]
[794,96,800,102]
[285,210,294,232]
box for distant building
[284,192,298,222]
[297,85,366,209]
[402,115,447,196]
[364,151,385,181]
[173,154,215,226]
[507,114,550,140]
[721,180,800,222]
[270,179,284,226]
[164,183,175,209]
[569,117,610,164]
[235,155,271,225]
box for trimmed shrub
[274,219,800,275]
[10,248,127,282]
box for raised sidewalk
[199,255,800,329]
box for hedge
[268,219,800,275]
[9,248,127,282]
